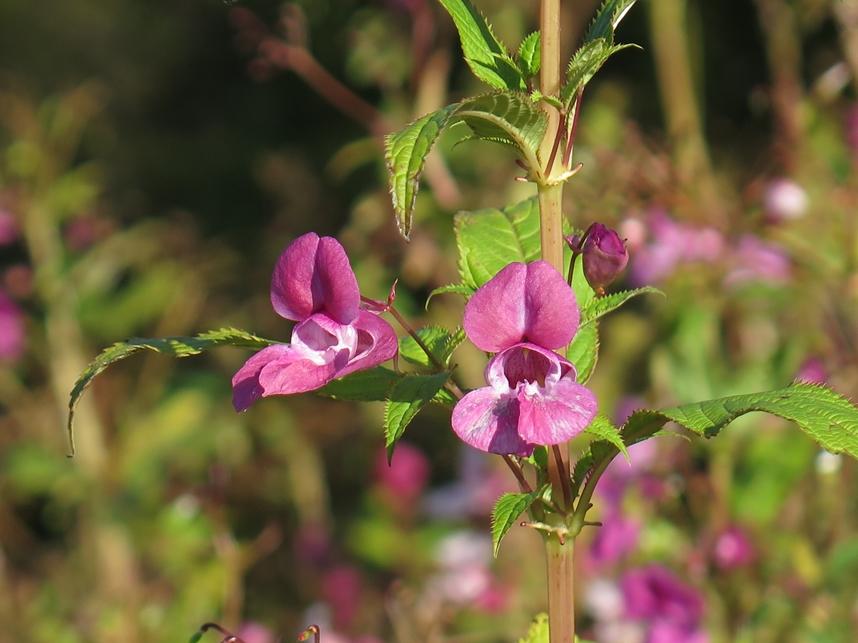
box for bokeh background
[1,0,857,641]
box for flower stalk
[538,0,576,642]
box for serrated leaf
[317,367,402,401]
[385,104,458,238]
[516,31,541,79]
[432,386,458,407]
[455,197,543,289]
[517,613,549,643]
[561,39,637,106]
[438,0,525,90]
[67,328,277,455]
[581,286,664,325]
[456,93,546,166]
[566,322,599,383]
[584,414,628,459]
[399,326,465,369]
[590,383,858,482]
[586,0,638,43]
[384,373,450,460]
[491,489,542,557]
[426,283,474,308]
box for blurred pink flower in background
[0,290,25,361]
[587,511,640,570]
[763,178,807,222]
[795,357,827,385]
[597,440,661,506]
[0,209,18,247]
[2,264,33,299]
[424,448,513,518]
[430,530,506,611]
[237,622,275,643]
[64,214,113,251]
[712,525,754,570]
[625,210,724,285]
[321,565,363,629]
[374,442,430,507]
[725,235,791,287]
[621,566,707,643]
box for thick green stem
[539,1,574,642]
[545,535,575,643]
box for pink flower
[621,566,707,643]
[712,525,754,570]
[763,178,807,222]
[795,357,827,385]
[374,441,430,506]
[724,235,791,287]
[588,511,640,569]
[232,233,398,411]
[577,223,629,293]
[451,262,597,456]
[236,623,276,643]
[0,290,25,361]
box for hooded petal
[270,232,360,324]
[463,261,578,352]
[515,377,597,445]
[336,310,398,378]
[231,343,338,412]
[452,387,533,456]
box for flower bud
[577,223,629,294]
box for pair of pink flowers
[233,234,597,456]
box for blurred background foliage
[0,0,857,641]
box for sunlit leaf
[384,372,450,460]
[491,489,542,557]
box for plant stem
[545,535,575,643]
[539,1,575,642]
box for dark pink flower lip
[452,342,596,456]
[232,234,397,411]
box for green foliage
[425,283,475,307]
[317,367,402,401]
[584,414,628,459]
[455,198,542,290]
[385,93,544,238]
[585,0,638,43]
[581,286,664,326]
[517,613,548,643]
[67,328,276,455]
[566,323,599,383]
[384,372,450,460]
[561,39,637,106]
[399,326,465,369]
[385,105,458,238]
[516,31,541,80]
[436,0,525,90]
[491,489,542,557]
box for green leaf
[455,93,546,171]
[561,39,637,106]
[188,633,204,643]
[518,613,549,643]
[385,104,458,239]
[437,0,525,90]
[399,326,465,369]
[590,383,858,481]
[426,283,474,308]
[516,31,541,79]
[581,286,664,325]
[570,253,597,310]
[384,372,450,460]
[67,328,276,455]
[455,197,543,289]
[584,414,628,459]
[317,367,401,401]
[566,322,599,383]
[586,0,638,43]
[491,489,541,557]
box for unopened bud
[572,223,628,294]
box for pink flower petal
[231,343,337,411]
[516,378,597,445]
[452,387,533,456]
[270,232,360,324]
[336,310,398,378]
[485,342,572,390]
[463,261,578,352]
